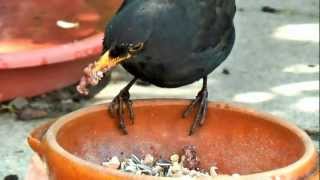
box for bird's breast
[122,55,209,88]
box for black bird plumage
[92,0,236,134]
[104,0,236,87]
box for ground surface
[0,0,319,179]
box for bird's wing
[193,0,236,52]
[116,0,136,14]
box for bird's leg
[109,77,137,134]
[183,77,208,135]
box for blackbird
[77,0,236,135]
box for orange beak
[93,50,132,73]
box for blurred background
[0,0,319,179]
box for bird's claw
[109,90,135,134]
[183,88,208,135]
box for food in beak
[77,63,101,95]
[77,50,132,95]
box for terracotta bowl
[28,99,319,179]
[0,0,123,102]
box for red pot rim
[0,33,103,70]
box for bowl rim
[44,99,317,179]
[0,33,103,70]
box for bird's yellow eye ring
[128,42,144,54]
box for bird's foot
[183,88,208,135]
[109,89,134,134]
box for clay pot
[0,0,123,102]
[28,100,319,179]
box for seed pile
[101,145,220,178]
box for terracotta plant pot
[28,100,319,179]
[0,0,123,102]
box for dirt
[182,145,201,170]
[222,68,231,75]
[261,6,281,14]
[0,66,147,120]
[0,84,89,120]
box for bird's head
[77,0,152,95]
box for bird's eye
[128,42,144,54]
